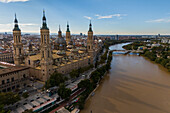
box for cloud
[20,23,38,26]
[0,0,29,3]
[84,16,92,20]
[0,23,39,32]
[0,23,38,26]
[146,18,170,23]
[95,14,127,19]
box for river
[81,43,170,113]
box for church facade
[13,11,103,82]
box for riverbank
[123,41,170,72]
[77,50,113,111]
[81,42,170,113]
[85,71,108,102]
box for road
[49,88,85,113]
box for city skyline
[1,0,170,35]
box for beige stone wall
[25,57,36,68]
[56,57,90,75]
[0,68,29,92]
[29,68,41,79]
[0,53,14,63]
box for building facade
[12,11,102,82]
[0,52,14,63]
[0,62,29,92]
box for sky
[0,0,170,35]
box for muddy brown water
[81,43,170,113]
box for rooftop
[29,54,41,61]
[0,66,29,76]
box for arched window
[19,48,21,54]
[44,35,46,44]
[48,50,50,58]
[18,36,20,43]
[42,51,44,58]
[28,60,30,65]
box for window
[28,60,30,65]
[7,79,10,83]
[19,48,21,55]
[2,80,5,85]
[7,88,11,91]
[44,35,46,44]
[2,89,6,92]
[48,50,50,58]
[11,77,14,82]
[23,74,26,78]
[12,86,15,90]
[18,36,20,43]
[42,51,44,58]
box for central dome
[55,37,66,45]
[54,37,67,50]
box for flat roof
[24,104,32,110]
[16,107,25,113]
[37,98,46,103]
[0,66,29,76]
[31,101,40,106]
[57,107,70,113]
[29,54,41,61]
[53,54,63,59]
[43,95,52,100]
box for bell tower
[58,25,62,38]
[87,21,94,64]
[40,10,53,81]
[66,22,71,45]
[13,14,24,65]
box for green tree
[77,96,85,110]
[0,104,5,113]
[70,69,79,78]
[155,58,163,64]
[91,71,100,84]
[144,51,156,61]
[58,84,71,99]
[0,92,20,105]
[45,71,68,89]
[22,92,29,98]
[78,79,91,89]
[161,59,169,67]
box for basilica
[13,11,102,82]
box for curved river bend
[81,43,170,113]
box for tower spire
[43,9,45,17]
[89,20,92,32]
[66,21,70,32]
[13,13,20,31]
[58,25,62,38]
[14,13,18,23]
[59,25,61,31]
[41,9,48,29]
